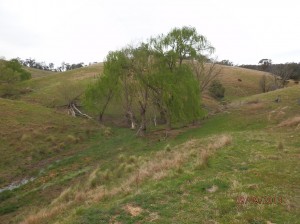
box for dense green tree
[150,26,214,70]
[84,51,126,122]
[84,26,210,135]
[0,59,31,84]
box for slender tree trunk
[98,90,113,123]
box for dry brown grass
[277,116,300,127]
[245,102,265,111]
[123,204,143,217]
[21,134,232,224]
[20,203,71,224]
[268,108,287,121]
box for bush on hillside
[0,59,32,98]
[209,80,225,99]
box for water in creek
[0,177,35,193]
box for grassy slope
[23,67,56,78]
[51,85,300,224]
[19,63,103,106]
[0,65,299,223]
[217,66,270,100]
[52,87,300,223]
[0,98,101,186]
[0,98,103,222]
[18,87,300,224]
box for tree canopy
[84,26,213,135]
[0,59,31,84]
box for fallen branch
[69,103,92,119]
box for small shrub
[46,135,56,142]
[118,154,126,163]
[66,135,77,143]
[20,134,31,142]
[115,163,126,178]
[124,164,135,173]
[277,141,284,150]
[100,169,111,181]
[0,191,14,202]
[0,204,19,215]
[103,127,113,137]
[164,144,171,152]
[209,80,225,99]
[200,150,210,167]
[176,167,184,174]
[58,142,66,150]
[128,155,137,164]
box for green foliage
[84,52,123,120]
[0,59,32,98]
[84,26,211,130]
[150,26,214,68]
[209,80,225,99]
[0,59,31,84]
[0,203,19,215]
[150,65,202,124]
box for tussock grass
[277,141,284,150]
[20,203,70,224]
[196,134,232,168]
[20,134,31,142]
[66,134,78,144]
[102,127,113,138]
[45,135,56,142]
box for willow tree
[150,26,214,70]
[147,26,213,130]
[84,51,124,122]
[84,26,213,135]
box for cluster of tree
[0,59,32,98]
[84,26,215,136]
[216,59,233,66]
[0,59,31,84]
[15,58,85,72]
[240,60,300,81]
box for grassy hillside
[19,63,103,107]
[23,67,56,78]
[0,98,102,187]
[17,85,300,224]
[0,64,299,223]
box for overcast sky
[0,0,299,66]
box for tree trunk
[98,90,113,123]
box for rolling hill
[0,64,299,224]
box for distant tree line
[240,60,300,81]
[14,58,86,72]
[215,59,234,66]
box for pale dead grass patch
[20,203,71,224]
[206,185,218,193]
[148,212,160,222]
[245,102,265,111]
[123,204,143,217]
[277,116,300,127]
[50,187,74,205]
[268,108,287,121]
